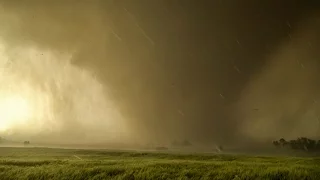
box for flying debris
[253,108,259,111]
[123,7,155,45]
[236,40,241,45]
[286,21,292,29]
[178,110,185,116]
[219,94,225,99]
[296,60,305,69]
[215,145,223,153]
[73,155,83,160]
[109,27,122,41]
[233,65,241,74]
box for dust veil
[1,1,320,148]
[0,39,130,144]
[0,1,130,144]
[238,13,320,141]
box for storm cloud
[0,0,320,147]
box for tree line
[273,137,320,151]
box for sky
[0,0,320,147]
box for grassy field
[0,147,319,179]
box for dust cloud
[239,14,320,141]
[0,38,130,144]
[0,1,320,148]
[0,1,130,144]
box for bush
[24,141,30,146]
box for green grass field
[0,147,319,180]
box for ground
[0,147,319,179]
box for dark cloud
[0,0,320,147]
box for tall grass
[0,147,319,179]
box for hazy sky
[0,0,320,146]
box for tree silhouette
[273,137,320,151]
[24,141,30,145]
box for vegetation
[24,141,30,146]
[0,147,320,179]
[273,137,320,151]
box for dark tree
[279,138,288,147]
[273,137,320,152]
[24,141,30,145]
[273,140,280,147]
[279,138,286,144]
